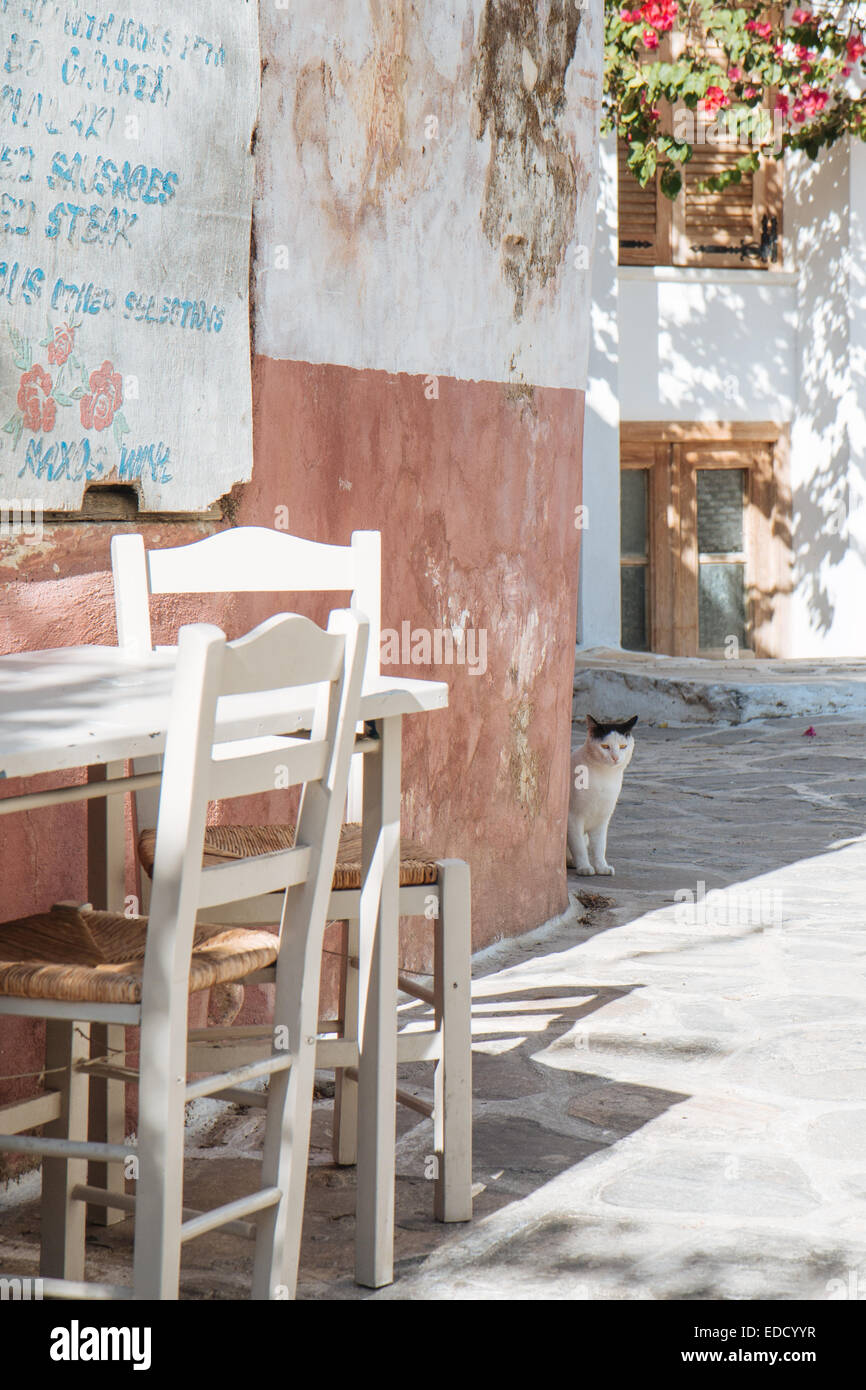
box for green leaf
[53,390,73,407]
[8,325,31,372]
[68,386,85,400]
[3,413,24,451]
[114,411,130,436]
[660,166,682,199]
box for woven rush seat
[0,902,278,1005]
[138,822,442,891]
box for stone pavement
[2,714,866,1299]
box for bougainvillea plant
[604,0,866,196]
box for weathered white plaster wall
[787,141,866,657]
[255,0,604,390]
[618,269,797,423]
[578,135,621,648]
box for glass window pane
[699,562,746,650]
[621,470,648,558]
[621,565,648,651]
[697,469,745,554]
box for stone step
[574,647,866,725]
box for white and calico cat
[566,714,637,876]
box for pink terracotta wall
[242,358,584,962]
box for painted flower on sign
[80,361,123,432]
[47,323,75,367]
[4,324,132,452]
[17,365,56,433]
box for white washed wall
[618,270,797,423]
[787,141,866,657]
[578,135,621,648]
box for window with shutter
[619,136,781,269]
[617,20,783,270]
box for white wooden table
[0,644,448,1289]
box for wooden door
[619,426,790,658]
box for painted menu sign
[0,0,259,511]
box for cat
[566,714,637,877]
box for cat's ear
[621,715,638,733]
[586,714,602,736]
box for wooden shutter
[618,142,666,266]
[672,139,780,269]
[670,18,782,269]
[617,36,673,267]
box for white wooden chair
[0,607,368,1298]
[111,526,473,1223]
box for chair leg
[41,1020,90,1280]
[332,916,360,1165]
[132,1008,188,1300]
[252,901,322,1301]
[86,1023,127,1228]
[433,860,473,1223]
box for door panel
[618,428,790,658]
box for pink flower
[775,94,790,116]
[791,86,829,122]
[620,8,638,21]
[742,85,758,99]
[792,8,814,25]
[842,65,852,77]
[17,365,56,433]
[803,86,828,114]
[728,65,742,81]
[640,0,677,33]
[699,85,730,113]
[80,360,123,432]
[746,19,772,39]
[47,322,74,367]
[847,35,866,63]
[643,27,659,48]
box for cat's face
[586,714,638,768]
